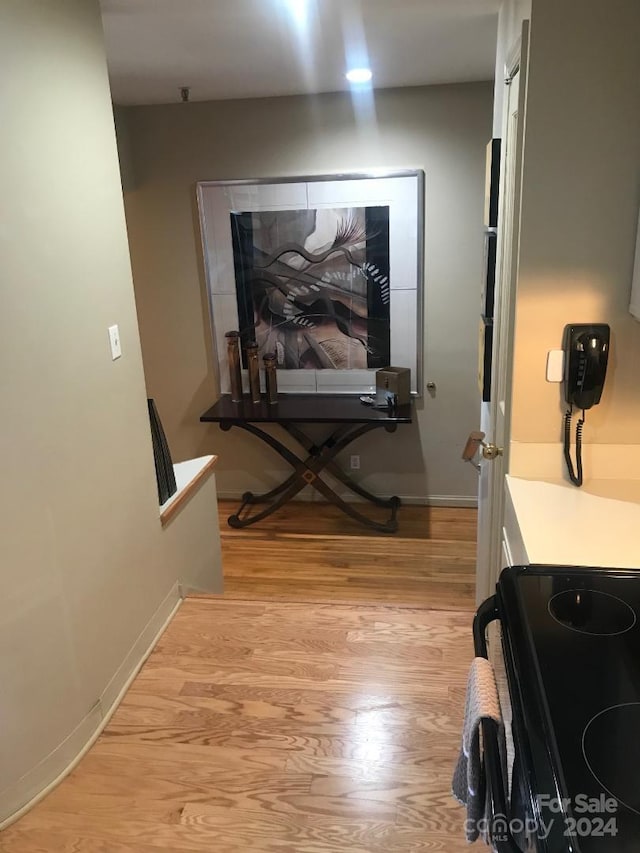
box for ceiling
[99,0,500,106]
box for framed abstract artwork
[196,170,424,395]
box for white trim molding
[0,583,182,830]
[215,490,477,509]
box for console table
[200,394,413,533]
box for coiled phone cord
[564,405,585,487]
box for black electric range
[477,565,640,853]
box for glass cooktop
[499,566,640,853]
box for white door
[474,25,529,604]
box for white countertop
[506,475,640,569]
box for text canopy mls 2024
[196,171,424,395]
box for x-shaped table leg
[221,420,401,533]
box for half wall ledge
[160,455,219,527]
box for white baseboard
[216,489,314,503]
[414,495,477,508]
[216,490,477,509]
[0,581,182,830]
[99,581,182,714]
[0,703,103,828]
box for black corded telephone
[562,323,610,487]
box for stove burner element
[582,703,640,816]
[548,589,636,636]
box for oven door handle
[473,595,521,853]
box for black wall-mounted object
[148,398,177,505]
[479,318,493,403]
[561,323,610,487]
[481,228,497,321]
[562,323,610,411]
[484,139,501,229]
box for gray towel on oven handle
[452,656,504,843]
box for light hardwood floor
[219,500,477,609]
[1,503,477,852]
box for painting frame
[196,170,424,396]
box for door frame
[476,21,530,604]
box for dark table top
[200,394,413,425]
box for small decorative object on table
[263,352,278,404]
[376,367,411,409]
[225,330,243,402]
[246,342,261,403]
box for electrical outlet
[108,324,122,360]
[350,455,360,470]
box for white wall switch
[546,349,564,382]
[108,324,122,360]
[350,455,360,470]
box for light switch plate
[108,324,122,360]
[546,349,564,382]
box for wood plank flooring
[219,500,477,609]
[1,502,477,852]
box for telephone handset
[562,323,610,487]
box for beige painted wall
[122,82,493,503]
[0,0,221,822]
[510,0,640,447]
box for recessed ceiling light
[345,68,373,84]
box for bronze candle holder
[263,352,278,404]
[246,342,261,403]
[225,331,243,402]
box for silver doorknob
[462,431,503,468]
